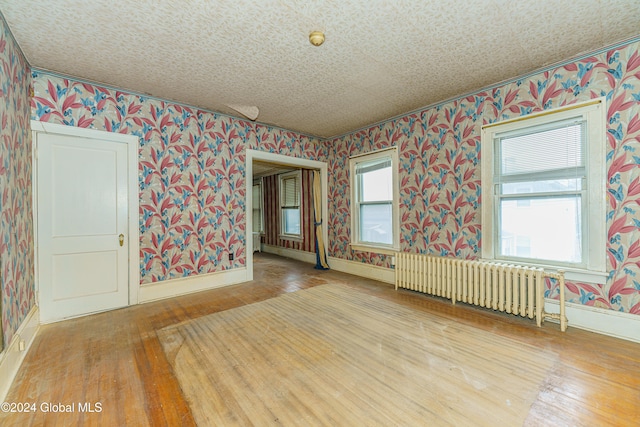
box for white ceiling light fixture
[227,104,260,121]
[309,31,325,47]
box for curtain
[312,170,329,270]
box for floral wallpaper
[0,17,34,349]
[25,29,640,316]
[328,39,640,315]
[31,72,326,285]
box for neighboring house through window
[349,147,399,254]
[481,98,607,284]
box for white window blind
[281,175,300,207]
[496,119,585,184]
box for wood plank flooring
[1,253,639,426]
[158,284,558,426]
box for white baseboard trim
[262,245,317,264]
[327,256,395,285]
[138,268,249,303]
[545,299,640,343]
[0,306,40,401]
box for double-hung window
[279,171,302,239]
[350,148,399,253]
[481,99,607,283]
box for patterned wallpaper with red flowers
[28,33,640,316]
[0,17,34,349]
[327,39,640,315]
[30,71,327,285]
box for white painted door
[37,132,129,322]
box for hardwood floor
[1,253,639,426]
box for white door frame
[245,149,328,281]
[31,120,140,308]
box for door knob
[119,233,125,247]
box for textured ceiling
[1,0,640,138]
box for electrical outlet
[228,253,234,261]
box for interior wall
[0,16,34,349]
[262,169,316,253]
[31,71,327,285]
[20,21,640,316]
[328,39,640,315]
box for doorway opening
[245,150,328,281]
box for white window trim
[349,147,400,254]
[279,170,303,241]
[481,98,607,284]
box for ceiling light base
[309,31,325,47]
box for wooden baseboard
[0,306,39,401]
[544,299,640,343]
[138,268,249,303]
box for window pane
[360,203,392,245]
[502,178,582,194]
[253,209,261,232]
[253,183,262,232]
[360,163,392,202]
[499,196,581,263]
[283,208,300,235]
[252,184,261,206]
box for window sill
[350,243,398,255]
[279,234,303,243]
[481,258,607,285]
